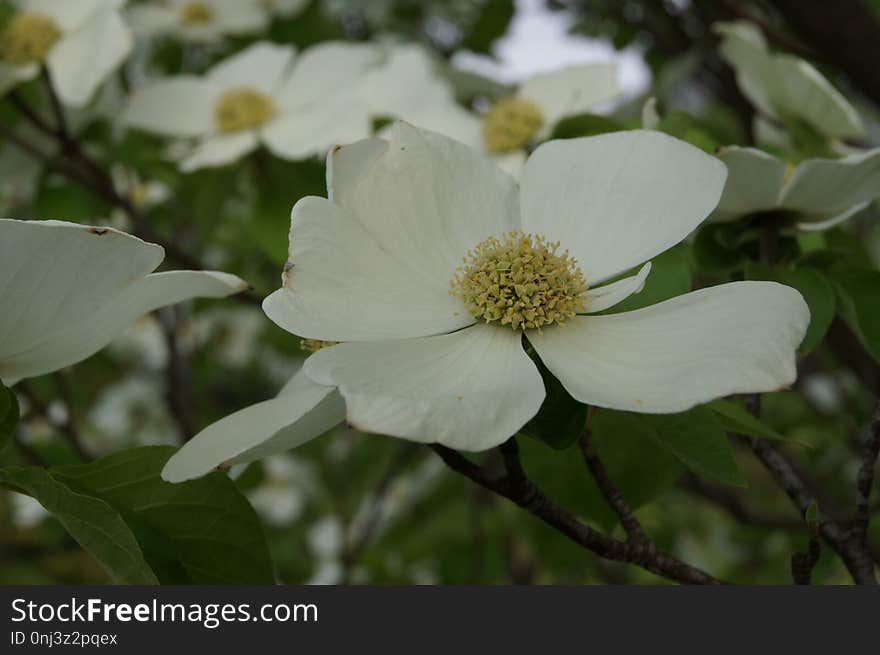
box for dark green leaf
[636,408,746,487]
[0,466,159,584]
[693,222,745,273]
[656,111,719,152]
[827,268,880,362]
[461,0,515,54]
[603,245,691,313]
[550,112,624,140]
[0,382,19,455]
[707,398,808,446]
[519,359,588,450]
[745,262,835,354]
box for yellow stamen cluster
[214,87,275,133]
[1,12,61,65]
[451,231,588,331]
[300,339,338,353]
[482,98,543,153]
[181,2,214,24]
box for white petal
[45,5,133,108]
[519,63,620,130]
[0,270,247,382]
[125,5,176,38]
[178,131,258,172]
[328,122,521,294]
[0,219,163,363]
[260,94,372,160]
[641,97,660,129]
[276,42,383,110]
[304,324,546,451]
[207,42,296,95]
[520,130,727,285]
[797,202,869,232]
[208,0,268,33]
[774,55,864,139]
[161,369,344,483]
[582,262,652,313]
[713,146,786,221]
[528,281,809,413]
[781,148,880,221]
[262,197,473,341]
[124,77,216,138]
[393,101,483,150]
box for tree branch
[853,401,880,548]
[431,440,726,585]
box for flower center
[1,12,61,65]
[181,2,214,24]
[214,87,275,133]
[451,231,587,331]
[482,98,543,153]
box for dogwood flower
[127,0,269,42]
[714,21,864,140]
[162,123,810,482]
[714,146,880,230]
[0,0,133,108]
[0,219,248,385]
[123,41,386,171]
[413,62,620,174]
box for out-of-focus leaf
[656,111,718,152]
[706,398,808,446]
[693,222,745,273]
[745,262,835,354]
[550,112,624,140]
[461,0,515,54]
[33,176,111,222]
[827,268,880,362]
[1,447,274,584]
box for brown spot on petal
[283,260,295,273]
[331,144,342,155]
[88,227,110,235]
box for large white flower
[0,219,248,385]
[714,146,880,230]
[0,0,133,108]
[123,41,386,171]
[127,0,269,42]
[714,21,864,140]
[163,123,810,482]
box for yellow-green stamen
[451,231,587,331]
[181,2,214,24]
[1,12,61,65]
[300,339,338,353]
[214,87,275,133]
[482,98,543,153]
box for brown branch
[791,514,822,585]
[577,423,649,546]
[157,307,195,442]
[853,402,880,547]
[432,440,726,585]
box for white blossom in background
[714,146,880,231]
[410,60,620,175]
[0,0,132,108]
[714,21,864,141]
[123,41,387,170]
[9,492,48,529]
[163,123,810,482]
[127,0,269,42]
[0,219,248,385]
[246,454,316,526]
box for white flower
[0,219,248,385]
[163,123,810,481]
[123,41,386,171]
[714,21,864,140]
[0,0,133,108]
[127,0,268,42]
[409,61,620,175]
[714,146,880,230]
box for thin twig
[791,509,822,585]
[577,422,649,546]
[157,307,195,442]
[853,402,880,547]
[681,473,804,531]
[432,440,726,585]
[16,379,90,462]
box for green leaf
[706,398,808,446]
[827,268,880,363]
[0,382,19,455]
[656,111,719,152]
[636,408,746,487]
[1,446,274,584]
[33,176,111,222]
[0,466,159,584]
[603,246,691,314]
[745,262,835,354]
[519,359,588,450]
[550,112,624,140]
[693,222,745,273]
[461,0,515,54]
